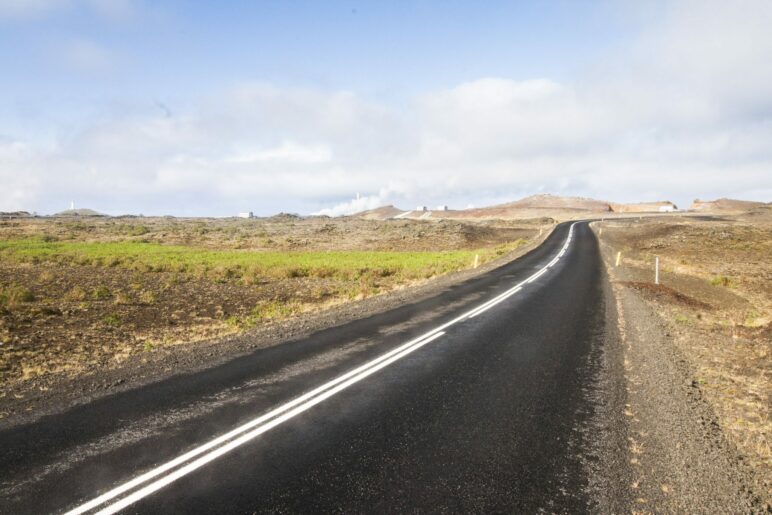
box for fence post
[655,256,660,285]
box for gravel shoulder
[0,226,554,430]
[594,221,768,512]
[577,250,633,513]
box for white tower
[70,200,75,210]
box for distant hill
[53,208,106,217]
[689,198,768,212]
[611,201,678,213]
[352,193,768,221]
[355,205,405,220]
[0,211,32,218]
[443,194,612,221]
[496,194,612,212]
[266,212,302,221]
[353,194,615,221]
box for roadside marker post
[655,256,660,285]
[473,254,479,268]
[615,252,621,267]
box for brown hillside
[354,205,405,220]
[689,198,768,212]
[497,194,612,212]
[611,201,678,213]
[354,194,614,221]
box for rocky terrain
[2,194,768,505]
[0,214,544,423]
[690,198,769,213]
[595,209,771,508]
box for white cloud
[225,142,333,165]
[641,0,772,109]
[0,140,43,210]
[417,78,604,162]
[313,194,389,217]
[0,0,770,215]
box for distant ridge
[353,194,616,221]
[267,212,302,221]
[355,205,404,220]
[689,198,768,212]
[495,194,612,212]
[611,201,678,213]
[351,194,767,221]
[54,208,106,217]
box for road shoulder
[594,223,765,512]
[580,254,633,513]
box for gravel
[597,223,767,513]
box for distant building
[436,205,448,211]
[658,205,676,212]
[238,212,254,219]
[416,206,428,212]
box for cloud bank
[1,0,770,216]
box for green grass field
[0,238,527,283]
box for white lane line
[526,268,548,284]
[393,210,413,219]
[467,287,522,319]
[65,222,578,514]
[463,283,525,319]
[64,331,446,515]
[94,331,446,515]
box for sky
[0,0,770,216]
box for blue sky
[2,2,618,95]
[1,0,770,216]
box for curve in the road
[66,224,577,515]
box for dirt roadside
[0,223,556,430]
[0,215,537,389]
[593,217,770,512]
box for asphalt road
[1,221,628,514]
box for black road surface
[0,222,629,514]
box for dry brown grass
[597,214,771,499]
[0,215,540,403]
